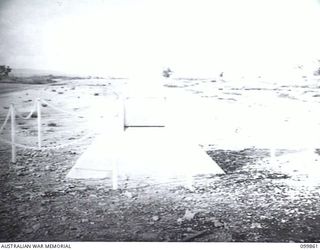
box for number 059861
[300,244,318,248]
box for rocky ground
[0,74,320,242]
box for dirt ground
[1,74,320,242]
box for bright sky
[1,0,320,77]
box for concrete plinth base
[67,127,224,182]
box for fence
[0,94,124,190]
[1,82,318,190]
[0,98,99,163]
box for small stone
[15,166,26,170]
[184,197,193,201]
[95,209,104,215]
[124,191,133,199]
[214,220,224,228]
[152,216,160,221]
[48,122,57,127]
[32,223,41,231]
[24,228,33,234]
[81,219,89,223]
[250,222,262,229]
[207,217,224,227]
[182,210,196,221]
[75,186,88,192]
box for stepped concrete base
[67,127,224,183]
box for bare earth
[0,74,320,242]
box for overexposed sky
[0,0,320,77]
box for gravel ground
[1,75,320,242]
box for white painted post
[10,104,16,163]
[119,97,125,132]
[112,97,124,190]
[37,98,41,149]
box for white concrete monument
[67,71,224,189]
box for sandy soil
[1,74,320,242]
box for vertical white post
[119,97,125,132]
[122,97,126,131]
[10,104,16,163]
[37,98,41,149]
[110,96,124,190]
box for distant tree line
[0,65,11,79]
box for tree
[0,65,12,79]
[162,67,173,78]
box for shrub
[162,67,173,78]
[0,65,11,79]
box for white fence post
[37,98,41,149]
[120,97,125,131]
[110,97,124,190]
[10,104,16,163]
